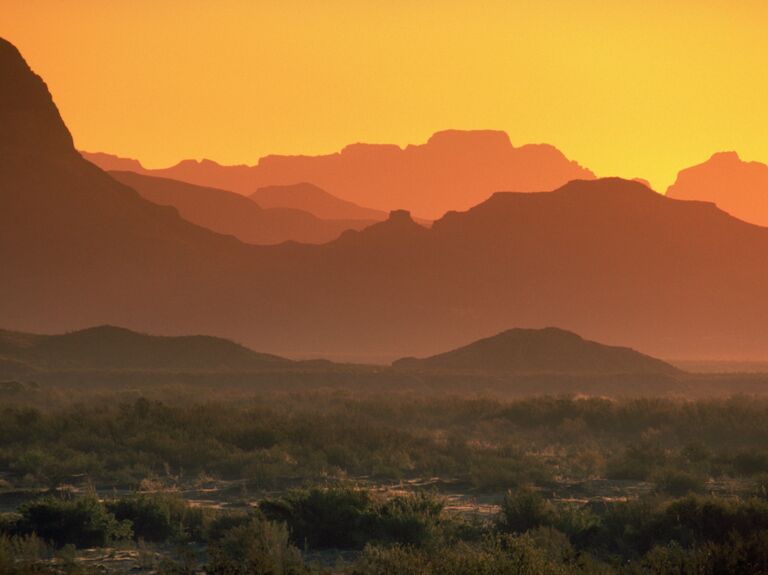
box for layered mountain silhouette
[393,328,678,375]
[666,152,768,227]
[0,37,258,339]
[83,130,595,219]
[80,151,145,173]
[0,325,289,372]
[250,182,388,222]
[4,37,768,362]
[107,171,374,245]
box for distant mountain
[0,36,259,340]
[5,37,768,363]
[82,130,595,219]
[666,152,768,227]
[251,182,388,222]
[393,327,679,375]
[81,151,145,173]
[0,325,289,372]
[108,171,374,245]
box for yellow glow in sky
[2,0,767,191]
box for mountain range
[0,325,289,372]
[250,182,389,222]
[666,151,768,227]
[3,37,768,362]
[108,171,375,245]
[82,130,595,219]
[393,327,679,375]
[0,325,677,379]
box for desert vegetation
[4,386,768,572]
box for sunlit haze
[3,0,767,192]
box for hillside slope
[394,328,679,375]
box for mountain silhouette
[0,325,289,372]
[80,151,145,173]
[251,182,388,222]
[666,152,768,227]
[393,327,678,375]
[0,37,258,338]
[0,39,73,158]
[82,130,595,219]
[107,171,375,245]
[4,38,768,363]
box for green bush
[106,492,208,543]
[260,487,445,550]
[16,496,132,548]
[207,515,305,575]
[350,534,576,575]
[653,469,706,496]
[260,487,374,549]
[0,533,50,574]
[497,488,556,534]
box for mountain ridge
[666,151,768,227]
[250,182,389,222]
[4,37,768,363]
[108,170,375,245]
[393,327,679,375]
[0,325,290,372]
[81,128,595,218]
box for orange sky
[2,0,767,191]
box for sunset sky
[2,0,767,192]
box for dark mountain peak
[333,208,426,245]
[0,37,75,157]
[1,325,293,372]
[553,177,659,197]
[496,326,581,340]
[393,327,679,375]
[63,325,138,339]
[434,177,665,233]
[387,209,413,223]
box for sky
[2,0,767,192]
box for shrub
[497,488,556,534]
[0,533,50,573]
[653,469,706,497]
[260,487,374,549]
[106,492,208,543]
[207,516,305,575]
[260,487,446,550]
[16,496,132,548]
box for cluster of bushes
[1,492,209,550]
[259,487,447,549]
[6,487,768,574]
[4,394,768,494]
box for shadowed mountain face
[393,328,679,375]
[0,325,288,372]
[0,40,73,158]
[107,171,375,245]
[4,38,768,362]
[82,130,595,219]
[0,37,257,337]
[80,151,145,173]
[250,182,388,222]
[667,152,768,227]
